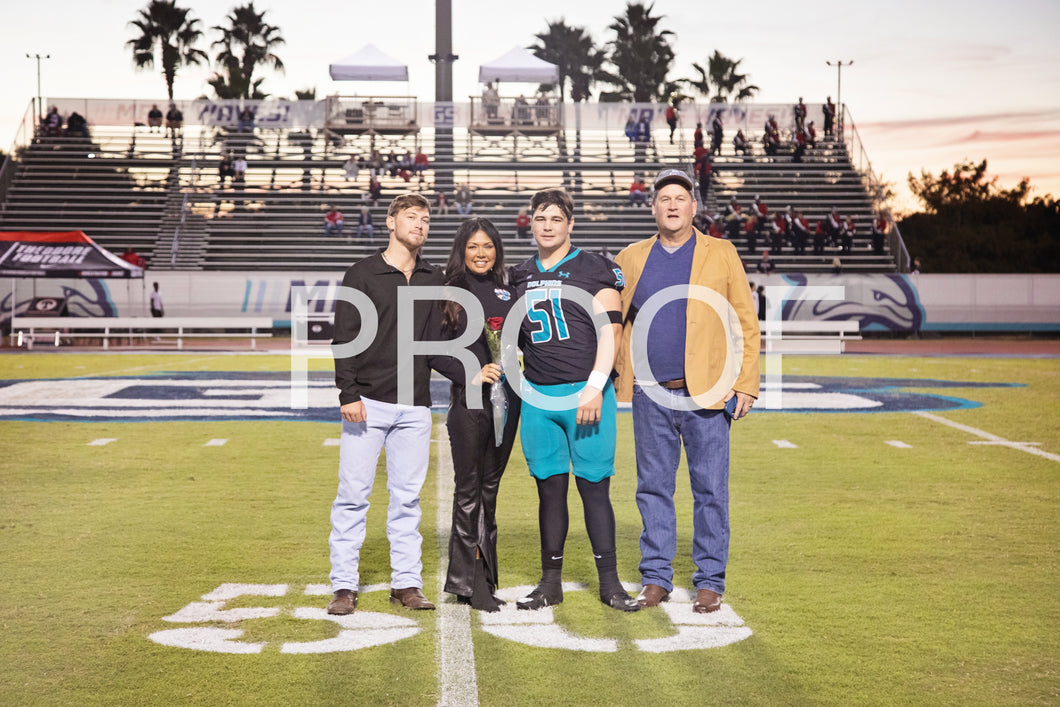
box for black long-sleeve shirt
[332,251,443,407]
[427,272,515,393]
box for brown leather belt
[660,378,686,390]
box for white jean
[329,396,433,591]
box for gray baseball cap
[653,168,694,193]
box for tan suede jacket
[613,230,760,406]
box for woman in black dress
[430,217,521,611]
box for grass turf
[0,352,1057,705]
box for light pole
[826,59,853,138]
[26,52,51,126]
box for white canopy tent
[478,47,559,84]
[329,44,409,82]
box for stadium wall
[4,273,1058,335]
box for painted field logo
[481,584,752,653]
[150,583,751,654]
[149,583,419,654]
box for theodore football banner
[0,231,143,278]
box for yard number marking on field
[886,440,912,449]
[435,428,480,707]
[914,411,1060,463]
[772,440,798,449]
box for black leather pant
[443,382,521,596]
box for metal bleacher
[0,104,900,274]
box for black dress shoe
[327,588,357,614]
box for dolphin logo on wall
[781,274,925,332]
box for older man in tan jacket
[613,168,760,614]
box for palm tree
[598,2,676,102]
[529,20,606,103]
[685,51,760,103]
[126,0,208,99]
[208,2,285,100]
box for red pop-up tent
[0,231,144,278]
[1,232,145,324]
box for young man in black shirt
[327,192,442,614]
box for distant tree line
[900,160,1059,273]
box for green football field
[0,351,1057,705]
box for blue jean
[631,384,730,594]
[329,396,432,591]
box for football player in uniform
[510,188,639,612]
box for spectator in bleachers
[413,150,429,181]
[42,106,62,137]
[794,97,807,131]
[233,154,247,185]
[343,154,360,182]
[708,213,725,239]
[147,104,164,132]
[757,285,766,320]
[368,149,383,177]
[355,207,374,240]
[121,247,147,269]
[514,94,531,125]
[771,211,789,252]
[841,215,856,253]
[693,208,711,233]
[756,250,776,274]
[535,92,552,124]
[792,127,807,163]
[238,106,255,133]
[827,206,842,248]
[482,81,500,123]
[368,176,383,205]
[166,103,183,136]
[744,213,759,254]
[218,151,235,187]
[665,99,679,144]
[624,116,637,143]
[694,122,704,149]
[806,121,817,148]
[694,147,712,204]
[823,97,836,138]
[386,151,400,178]
[455,184,473,216]
[629,175,647,207]
[324,205,344,237]
[709,113,723,156]
[637,115,652,143]
[871,212,889,255]
[435,191,449,215]
[65,112,89,138]
[516,208,531,239]
[724,196,744,239]
[831,256,843,274]
[791,210,810,255]
[814,218,828,255]
[732,129,749,157]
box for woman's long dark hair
[441,217,506,332]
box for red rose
[487,317,504,332]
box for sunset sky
[2,0,1057,213]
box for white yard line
[914,411,1060,463]
[434,427,479,707]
